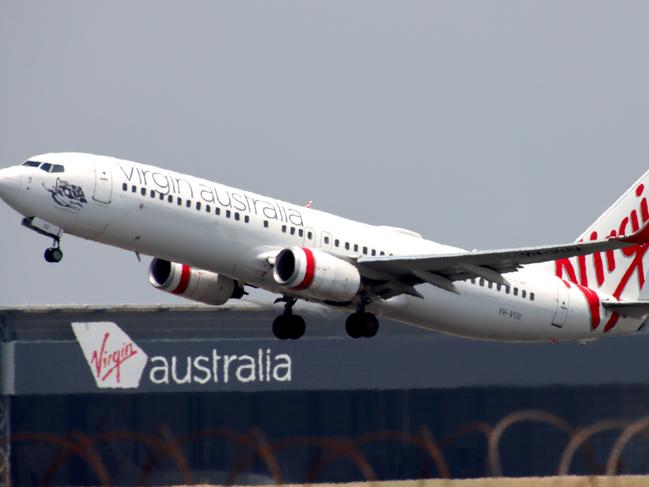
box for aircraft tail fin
[554,169,649,301]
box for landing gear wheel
[362,313,379,337]
[44,247,63,263]
[345,312,379,338]
[345,313,364,338]
[272,314,306,340]
[288,315,306,340]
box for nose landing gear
[21,217,64,263]
[272,296,306,340]
[44,247,63,263]
[44,241,63,263]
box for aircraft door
[92,163,113,204]
[551,283,570,327]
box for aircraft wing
[357,221,649,299]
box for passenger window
[505,286,510,294]
[150,190,156,198]
[324,236,330,244]
[307,231,312,239]
[522,290,527,298]
[488,281,493,289]
[215,207,221,215]
[264,220,269,228]
[122,183,128,191]
[196,202,201,210]
[22,161,40,167]
[168,195,173,203]
[186,200,192,208]
[470,278,476,284]
[40,163,52,172]
[132,185,137,193]
[363,246,368,254]
[226,210,231,218]
[244,215,249,223]
[290,227,296,235]
[371,249,376,256]
[177,197,182,206]
[206,204,211,213]
[380,251,385,256]
[530,292,535,301]
[234,212,240,221]
[298,229,303,237]
[479,278,485,286]
[496,283,501,291]
[282,225,287,233]
[335,239,340,247]
[51,165,64,173]
[141,187,146,196]
[345,242,350,250]
[513,287,518,296]
[354,244,359,252]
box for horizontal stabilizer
[602,301,649,318]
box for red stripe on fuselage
[573,283,601,330]
[293,248,316,290]
[172,264,191,295]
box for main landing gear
[272,296,380,340]
[345,311,379,338]
[272,297,306,340]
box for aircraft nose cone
[0,167,21,202]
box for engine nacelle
[273,247,361,302]
[149,258,243,305]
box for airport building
[2,303,649,485]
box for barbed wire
[3,409,649,486]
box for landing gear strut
[272,296,306,340]
[345,298,379,338]
[44,238,63,263]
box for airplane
[1,152,649,342]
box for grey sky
[2,1,649,305]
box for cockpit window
[21,160,65,173]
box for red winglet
[620,220,649,245]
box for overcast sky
[2,1,649,305]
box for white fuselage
[1,153,641,341]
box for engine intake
[273,247,361,302]
[149,258,243,305]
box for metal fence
[4,409,649,486]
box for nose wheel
[44,238,63,263]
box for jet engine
[273,247,361,302]
[149,258,243,305]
